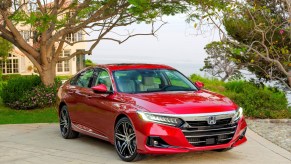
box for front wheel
[59,105,79,139]
[114,117,144,162]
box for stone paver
[247,119,291,152]
[0,123,290,164]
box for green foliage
[0,70,2,81]
[0,37,13,58]
[190,74,290,118]
[17,82,61,109]
[1,76,61,110]
[1,74,21,81]
[201,41,244,81]
[222,0,290,87]
[224,81,288,118]
[0,81,5,96]
[190,74,225,93]
[1,75,41,106]
[56,75,72,81]
[10,0,190,34]
[85,59,96,67]
[128,0,188,23]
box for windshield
[113,69,198,93]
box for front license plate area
[206,138,215,145]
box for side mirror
[195,81,204,89]
[91,84,108,93]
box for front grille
[182,119,237,147]
[186,118,232,126]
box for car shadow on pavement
[75,134,242,164]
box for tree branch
[102,22,166,44]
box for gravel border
[246,119,291,152]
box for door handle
[68,90,75,94]
[86,95,93,99]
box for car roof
[93,63,175,71]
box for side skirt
[71,123,109,141]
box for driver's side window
[94,69,112,91]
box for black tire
[59,105,79,139]
[214,147,233,152]
[114,117,144,162]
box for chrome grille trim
[182,125,236,132]
[141,111,236,122]
[179,112,237,147]
[185,131,235,138]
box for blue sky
[87,15,220,76]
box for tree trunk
[222,74,229,82]
[39,62,56,86]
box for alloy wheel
[59,105,79,139]
[60,107,69,136]
[115,117,140,161]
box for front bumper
[129,113,247,154]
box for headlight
[137,111,183,127]
[232,107,243,122]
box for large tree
[0,0,190,86]
[223,0,291,89]
[201,41,244,81]
[192,0,291,89]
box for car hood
[126,90,238,114]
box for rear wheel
[60,105,79,139]
[114,117,143,162]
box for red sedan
[57,64,247,162]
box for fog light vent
[239,128,247,139]
[146,136,170,148]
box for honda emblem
[207,116,216,125]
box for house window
[66,31,83,43]
[0,54,19,74]
[57,50,70,73]
[20,30,30,42]
[66,33,72,42]
[77,31,83,41]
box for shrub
[0,81,5,95]
[190,74,225,93]
[224,81,289,118]
[1,74,21,81]
[0,70,2,81]
[12,83,60,109]
[56,75,72,81]
[190,74,290,118]
[1,75,41,106]
[1,75,61,109]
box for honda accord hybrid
[57,63,247,162]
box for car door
[67,69,96,129]
[84,68,116,138]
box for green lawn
[0,105,59,124]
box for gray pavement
[0,123,290,164]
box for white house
[0,1,87,76]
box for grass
[0,103,58,124]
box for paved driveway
[0,123,290,164]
